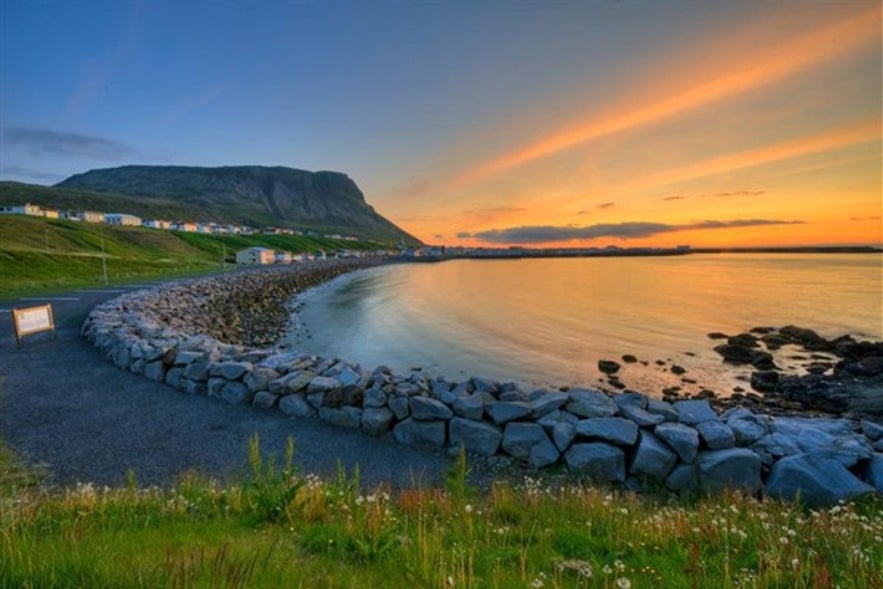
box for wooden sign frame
[11,304,56,349]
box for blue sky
[1,1,880,246]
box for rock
[707,332,728,340]
[361,407,395,436]
[336,366,361,387]
[654,422,699,463]
[144,360,165,382]
[207,377,226,398]
[729,418,768,446]
[670,365,686,375]
[750,351,776,370]
[307,376,341,394]
[183,360,211,382]
[243,367,279,393]
[212,361,252,381]
[598,360,621,375]
[619,404,665,427]
[866,453,883,493]
[630,431,678,481]
[471,377,498,394]
[766,454,875,507]
[279,394,315,418]
[697,448,762,495]
[165,367,184,389]
[575,417,638,446]
[646,399,679,422]
[486,401,532,425]
[713,344,754,364]
[613,392,648,409]
[674,400,717,425]
[666,463,699,496]
[502,422,559,468]
[363,387,388,408]
[388,396,410,420]
[551,420,577,453]
[861,420,883,441]
[621,354,638,363]
[393,418,447,447]
[319,406,362,429]
[529,391,569,419]
[751,433,801,465]
[565,443,626,482]
[449,418,503,456]
[410,396,454,421]
[452,393,485,420]
[795,428,873,468]
[252,391,279,409]
[696,421,735,450]
[269,371,314,395]
[566,389,618,418]
[750,371,779,392]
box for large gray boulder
[410,396,454,421]
[212,361,252,381]
[319,406,362,429]
[630,431,677,481]
[452,393,485,420]
[530,391,569,419]
[502,422,560,468]
[666,463,699,496]
[388,397,410,420]
[565,443,626,483]
[393,418,446,447]
[751,433,801,466]
[243,367,279,393]
[219,381,253,404]
[486,401,533,425]
[307,376,341,394]
[575,417,638,446]
[566,389,618,418]
[729,418,768,446]
[269,371,314,395]
[361,407,395,437]
[655,422,699,463]
[278,394,315,418]
[619,404,665,427]
[674,400,717,425]
[795,428,873,468]
[865,453,883,493]
[697,448,762,495]
[766,454,875,507]
[251,390,279,410]
[696,420,735,450]
[449,418,503,456]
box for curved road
[0,284,452,488]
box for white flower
[616,577,631,589]
[465,504,473,514]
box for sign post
[11,304,56,349]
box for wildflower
[465,504,473,514]
[447,575,454,587]
[791,558,800,569]
[616,577,632,589]
[529,579,544,588]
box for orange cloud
[451,7,881,188]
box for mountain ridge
[54,164,419,244]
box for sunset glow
[1,2,880,248]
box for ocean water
[285,254,883,397]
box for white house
[143,219,171,230]
[105,213,142,226]
[0,203,44,216]
[76,210,106,223]
[275,251,293,264]
[235,247,276,265]
[171,221,197,232]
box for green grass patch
[0,215,386,297]
[2,434,881,588]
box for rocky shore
[81,260,883,507]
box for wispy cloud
[0,164,66,183]
[662,195,685,201]
[1,127,137,160]
[597,202,615,209]
[467,219,804,244]
[451,8,880,188]
[715,190,765,197]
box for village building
[0,203,44,216]
[171,221,197,232]
[105,213,142,226]
[76,210,106,223]
[235,246,276,265]
[274,251,293,264]
[143,219,172,230]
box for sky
[0,1,880,248]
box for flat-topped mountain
[55,165,419,244]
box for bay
[285,254,882,397]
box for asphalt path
[0,282,452,489]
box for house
[105,213,142,226]
[275,251,292,264]
[143,219,172,230]
[171,221,198,232]
[235,247,276,265]
[41,208,60,219]
[76,210,106,223]
[0,203,43,216]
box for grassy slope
[0,440,880,588]
[0,215,378,296]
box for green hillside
[0,215,381,297]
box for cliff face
[57,165,419,244]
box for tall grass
[1,437,880,588]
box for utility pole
[101,231,108,285]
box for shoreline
[77,259,883,505]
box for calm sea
[285,254,883,397]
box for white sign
[11,304,56,348]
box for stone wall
[82,260,883,507]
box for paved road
[0,284,452,489]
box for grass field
[1,437,880,589]
[0,215,382,297]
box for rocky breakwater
[82,266,883,507]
